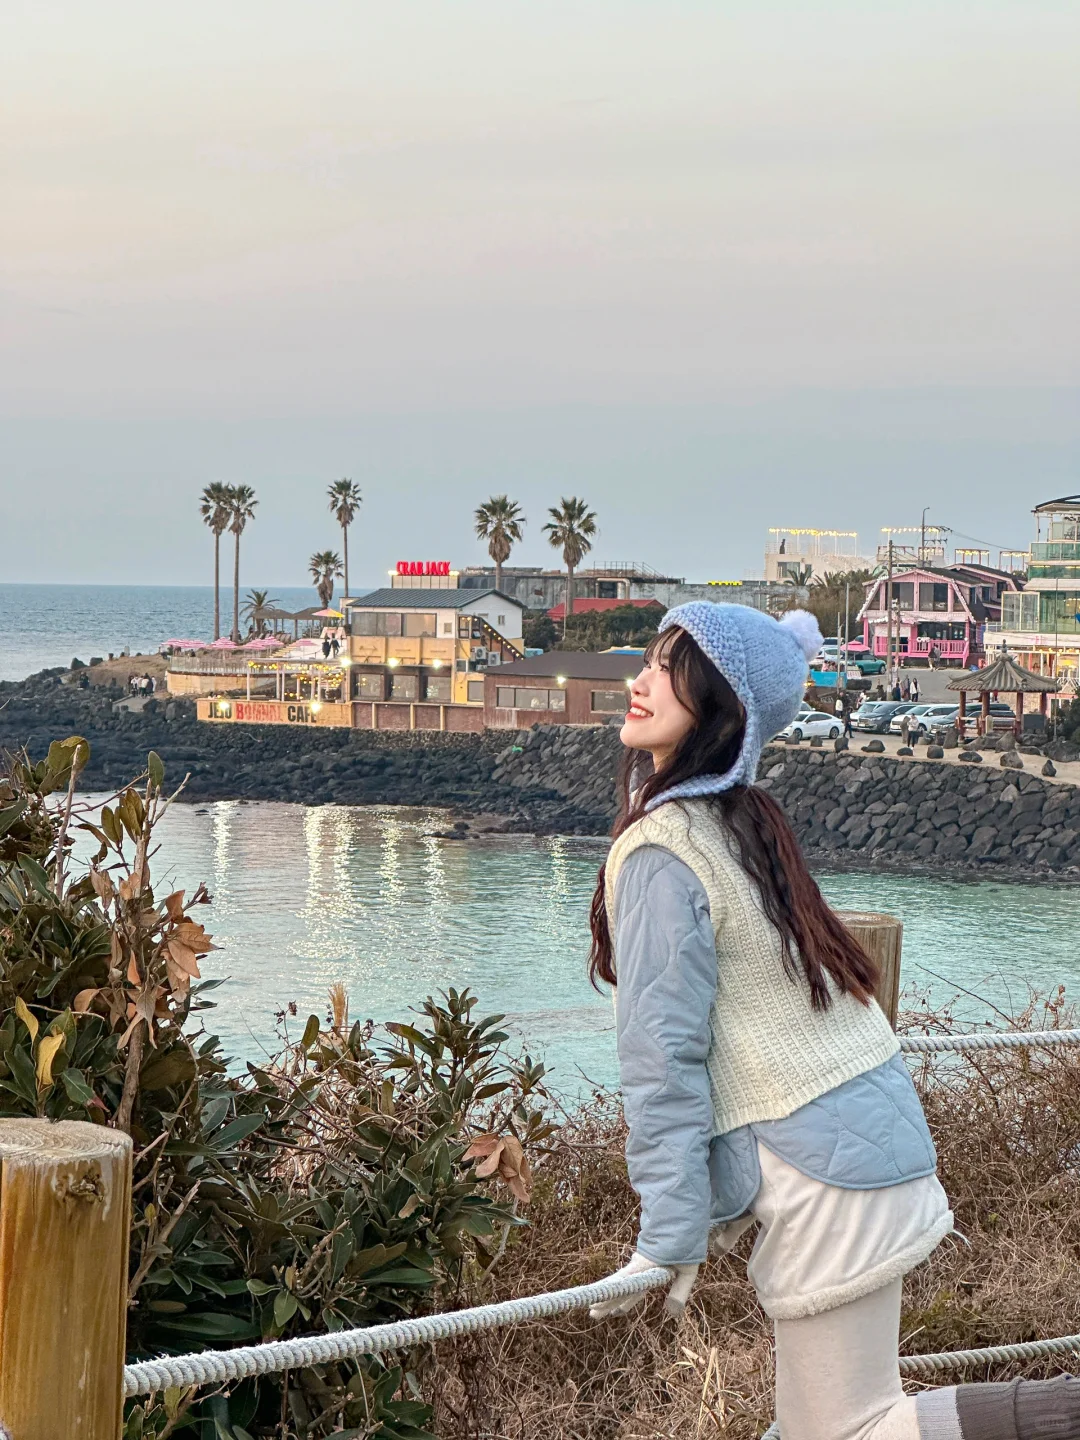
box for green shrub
[0,740,552,1439]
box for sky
[2,1,1078,587]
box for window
[458,618,471,638]
[591,689,629,713]
[918,583,949,611]
[354,672,384,699]
[455,660,467,672]
[390,673,419,701]
[891,582,914,609]
[442,622,454,635]
[498,686,565,711]
[467,680,485,703]
[403,612,436,637]
[425,674,451,702]
[497,614,506,625]
[353,611,403,636]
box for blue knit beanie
[644,601,822,810]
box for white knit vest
[606,800,899,1135]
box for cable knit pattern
[647,602,821,810]
[607,800,899,1134]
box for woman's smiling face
[621,629,697,768]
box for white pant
[774,1279,919,1440]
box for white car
[888,703,958,736]
[780,710,842,741]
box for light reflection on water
[142,800,1080,1092]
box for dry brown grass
[429,993,1080,1438]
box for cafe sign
[396,561,451,577]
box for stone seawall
[758,746,1080,877]
[489,724,1080,879]
[7,668,1080,876]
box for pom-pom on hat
[645,601,822,810]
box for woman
[588,602,1079,1440]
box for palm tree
[782,564,814,607]
[309,550,343,609]
[241,588,279,637]
[543,497,597,625]
[327,479,362,598]
[227,485,258,642]
[475,495,525,595]
[199,483,232,640]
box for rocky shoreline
[4,669,1080,884]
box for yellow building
[198,588,526,731]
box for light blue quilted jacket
[614,846,937,1266]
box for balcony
[1031,542,1080,562]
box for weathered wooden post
[0,1119,132,1439]
[837,910,903,1028]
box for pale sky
[2,1,1078,586]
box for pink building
[859,564,1021,667]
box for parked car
[779,710,842,741]
[852,701,913,733]
[929,701,1016,737]
[890,703,962,737]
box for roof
[254,606,326,621]
[546,597,664,621]
[345,588,524,611]
[490,651,642,681]
[1034,495,1080,515]
[947,655,1058,693]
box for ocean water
[131,799,1080,1093]
[0,583,370,683]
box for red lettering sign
[396,561,451,577]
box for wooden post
[0,1119,132,1439]
[957,689,966,740]
[837,911,903,1028]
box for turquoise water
[144,800,1080,1091]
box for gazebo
[946,653,1058,739]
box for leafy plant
[0,740,552,1438]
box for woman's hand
[588,1251,700,1320]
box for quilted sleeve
[614,845,716,1266]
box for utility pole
[885,537,895,690]
[920,507,929,566]
[843,579,851,691]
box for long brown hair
[588,627,878,1011]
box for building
[197,588,526,732]
[858,561,1021,667]
[546,597,663,622]
[483,652,640,729]
[461,562,789,613]
[986,495,1080,693]
[764,529,875,584]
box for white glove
[588,1250,700,1320]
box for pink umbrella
[207,637,239,649]
[158,639,205,651]
[242,637,283,650]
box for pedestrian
[843,698,854,739]
[322,636,331,658]
[587,601,1080,1438]
[900,713,911,747]
[331,635,340,657]
[910,677,920,703]
[891,680,902,701]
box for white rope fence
[123,1269,673,1397]
[898,1028,1080,1054]
[123,1026,1080,1402]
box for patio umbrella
[241,637,283,650]
[158,639,205,651]
[314,608,344,618]
[208,637,239,649]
